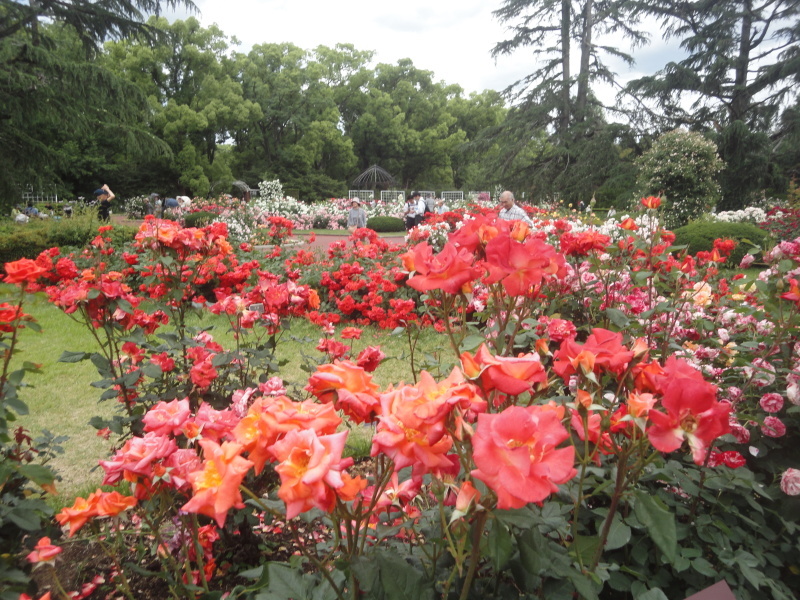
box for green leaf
[58,350,89,363]
[486,520,513,572]
[3,395,29,417]
[636,589,669,600]
[566,570,600,600]
[460,334,486,352]
[115,297,134,314]
[569,535,601,565]
[633,490,677,564]
[350,556,382,598]
[495,506,538,529]
[256,563,313,600]
[90,353,112,376]
[604,514,632,551]
[377,552,435,600]
[514,527,545,583]
[691,557,717,577]
[18,464,55,487]
[735,550,764,589]
[6,506,45,531]
[603,308,630,329]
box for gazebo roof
[351,165,397,188]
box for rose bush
[6,199,800,600]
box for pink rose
[143,398,191,436]
[759,393,784,413]
[780,468,800,496]
[729,422,750,444]
[761,416,786,438]
[787,383,800,406]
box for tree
[629,0,800,209]
[103,17,260,196]
[0,0,196,206]
[230,42,358,198]
[488,0,646,203]
[493,0,646,131]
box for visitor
[24,201,39,218]
[498,190,533,226]
[94,184,114,222]
[346,199,367,232]
[13,207,29,223]
[435,198,449,214]
[63,204,73,218]
[403,195,417,231]
[162,196,179,217]
[147,193,159,216]
[178,196,192,210]
[412,191,427,227]
[424,194,436,215]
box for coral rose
[471,405,576,509]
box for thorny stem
[188,513,210,593]
[689,441,716,520]
[405,321,420,384]
[289,520,348,600]
[590,449,629,570]
[90,524,137,600]
[457,510,488,600]
[0,286,25,399]
[45,564,72,600]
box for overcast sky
[163,0,680,102]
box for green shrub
[673,221,771,266]
[638,130,723,229]
[0,217,139,264]
[0,228,50,263]
[106,225,138,248]
[184,211,217,228]
[44,217,95,248]
[366,216,405,232]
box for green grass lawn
[2,285,450,502]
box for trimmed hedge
[672,221,771,267]
[184,211,217,228]
[366,216,405,233]
[0,219,138,265]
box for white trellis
[348,190,374,202]
[21,185,60,204]
[441,191,463,203]
[380,189,407,202]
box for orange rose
[4,258,47,284]
[641,196,661,209]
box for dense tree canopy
[0,0,196,205]
[629,0,800,209]
[0,1,797,209]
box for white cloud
[163,0,680,102]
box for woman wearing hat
[94,184,115,222]
[347,199,367,232]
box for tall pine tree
[629,0,800,209]
[0,0,196,206]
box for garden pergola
[350,165,397,190]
